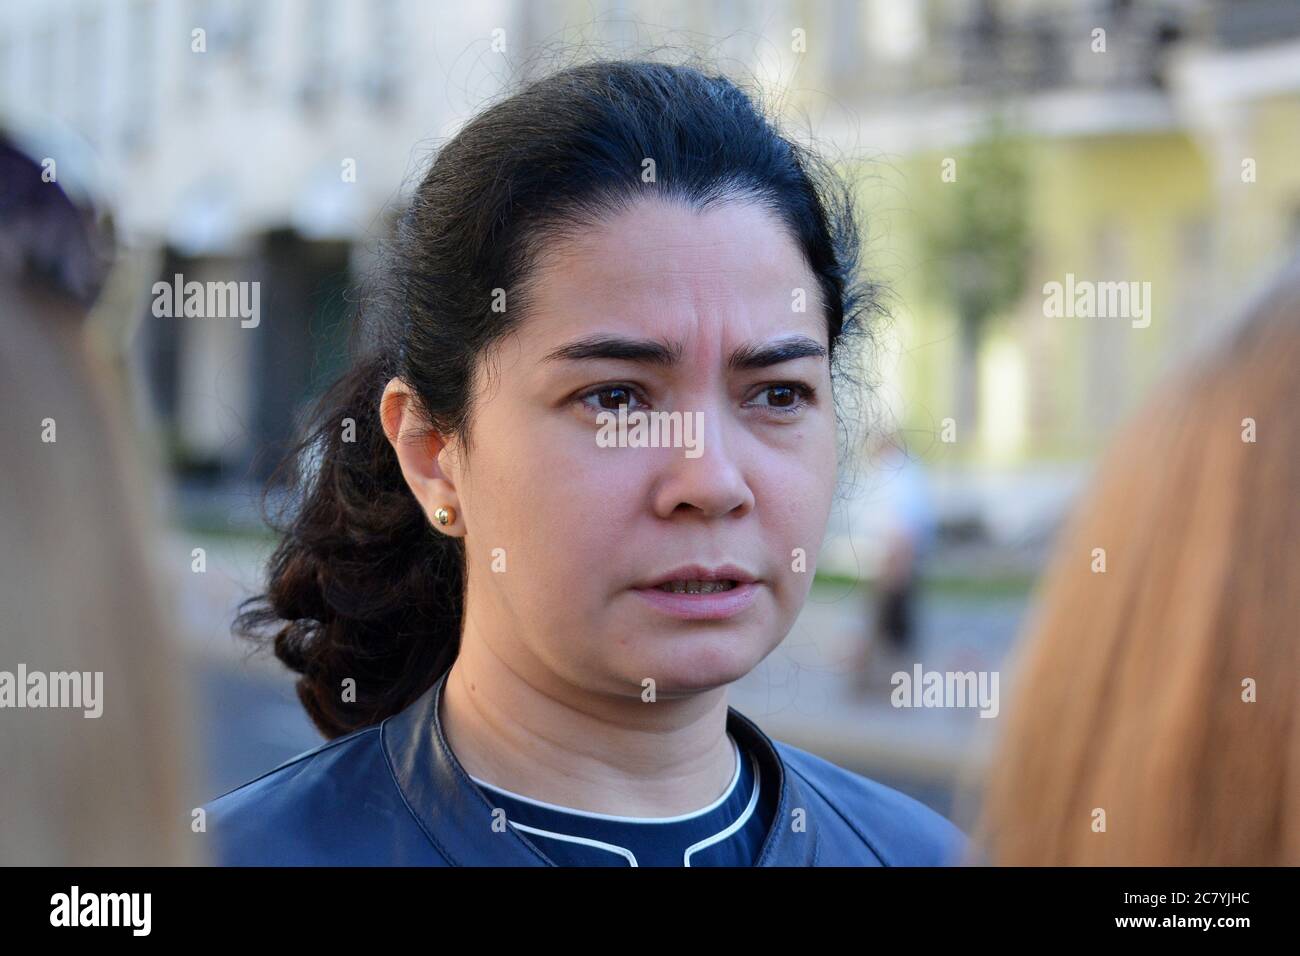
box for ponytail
[234,354,464,739]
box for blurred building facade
[0,0,529,514]
[802,0,1300,556]
[2,0,1298,550]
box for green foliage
[922,115,1032,330]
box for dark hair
[0,135,114,308]
[235,58,881,739]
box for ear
[379,376,463,534]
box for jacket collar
[380,667,820,866]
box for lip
[636,564,758,590]
[630,564,761,621]
[631,582,760,620]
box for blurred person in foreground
[972,257,1300,865]
[0,129,199,865]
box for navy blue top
[468,733,776,867]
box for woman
[204,58,965,866]
[973,257,1300,865]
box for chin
[623,630,768,697]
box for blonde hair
[0,279,201,865]
[973,263,1300,865]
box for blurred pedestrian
[856,430,936,689]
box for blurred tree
[921,115,1030,445]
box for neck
[439,637,736,818]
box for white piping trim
[507,821,639,866]
[470,733,742,823]
[683,752,761,867]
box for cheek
[760,425,837,536]
[468,412,640,597]
[753,427,837,610]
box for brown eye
[765,386,797,407]
[597,387,633,410]
[578,384,648,414]
[747,383,815,417]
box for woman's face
[438,196,838,699]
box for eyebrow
[542,333,827,371]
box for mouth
[636,564,758,591]
[649,579,742,594]
[631,565,761,620]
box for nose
[649,404,755,520]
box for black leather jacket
[204,667,967,865]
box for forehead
[518,196,824,345]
